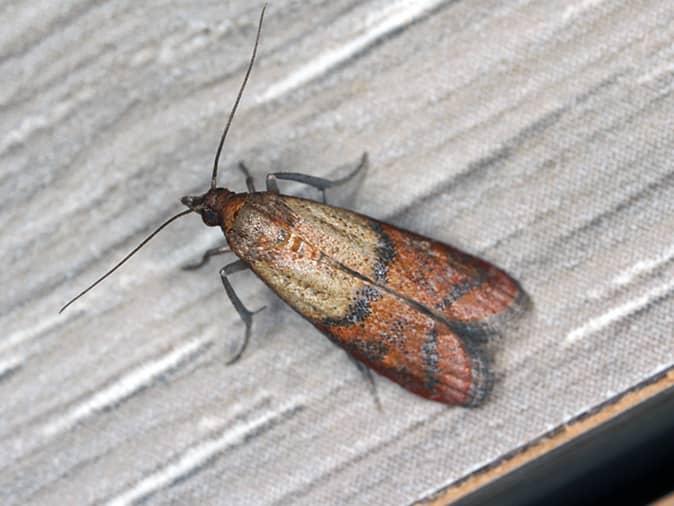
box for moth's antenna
[211,4,267,189]
[59,209,192,313]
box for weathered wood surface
[2,1,673,504]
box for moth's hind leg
[182,245,231,271]
[266,152,368,203]
[220,260,266,364]
[350,355,383,412]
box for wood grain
[2,1,674,504]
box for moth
[62,6,528,407]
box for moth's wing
[376,222,530,338]
[314,279,493,407]
[237,194,526,406]
[247,237,490,406]
[276,195,528,337]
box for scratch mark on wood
[104,403,303,506]
[40,337,212,439]
[259,0,453,102]
[565,278,674,345]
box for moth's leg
[182,245,231,271]
[238,161,256,192]
[266,152,368,203]
[220,260,266,364]
[349,355,383,412]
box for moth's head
[181,188,234,227]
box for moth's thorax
[181,187,243,228]
[216,192,247,232]
[225,192,299,259]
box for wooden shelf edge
[416,366,674,505]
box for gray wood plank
[2,0,673,504]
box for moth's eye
[202,208,220,226]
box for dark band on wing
[459,336,493,407]
[446,320,492,344]
[446,276,531,342]
[370,221,396,284]
[323,285,380,326]
[422,326,439,391]
[436,270,487,312]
